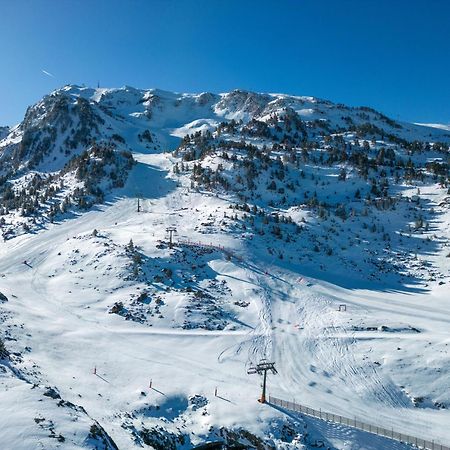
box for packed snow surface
[0,85,449,449]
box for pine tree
[0,338,7,358]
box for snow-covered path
[252,265,450,444]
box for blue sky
[1,0,449,126]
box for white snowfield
[0,86,449,449]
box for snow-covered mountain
[2,84,449,172]
[0,85,449,449]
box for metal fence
[178,239,243,260]
[268,395,449,450]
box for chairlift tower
[247,359,277,403]
[136,191,143,213]
[166,227,177,249]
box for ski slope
[0,144,449,449]
[0,85,449,449]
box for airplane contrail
[41,69,55,78]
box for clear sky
[1,0,449,126]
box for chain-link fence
[268,395,449,450]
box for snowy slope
[415,123,450,132]
[0,85,449,449]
